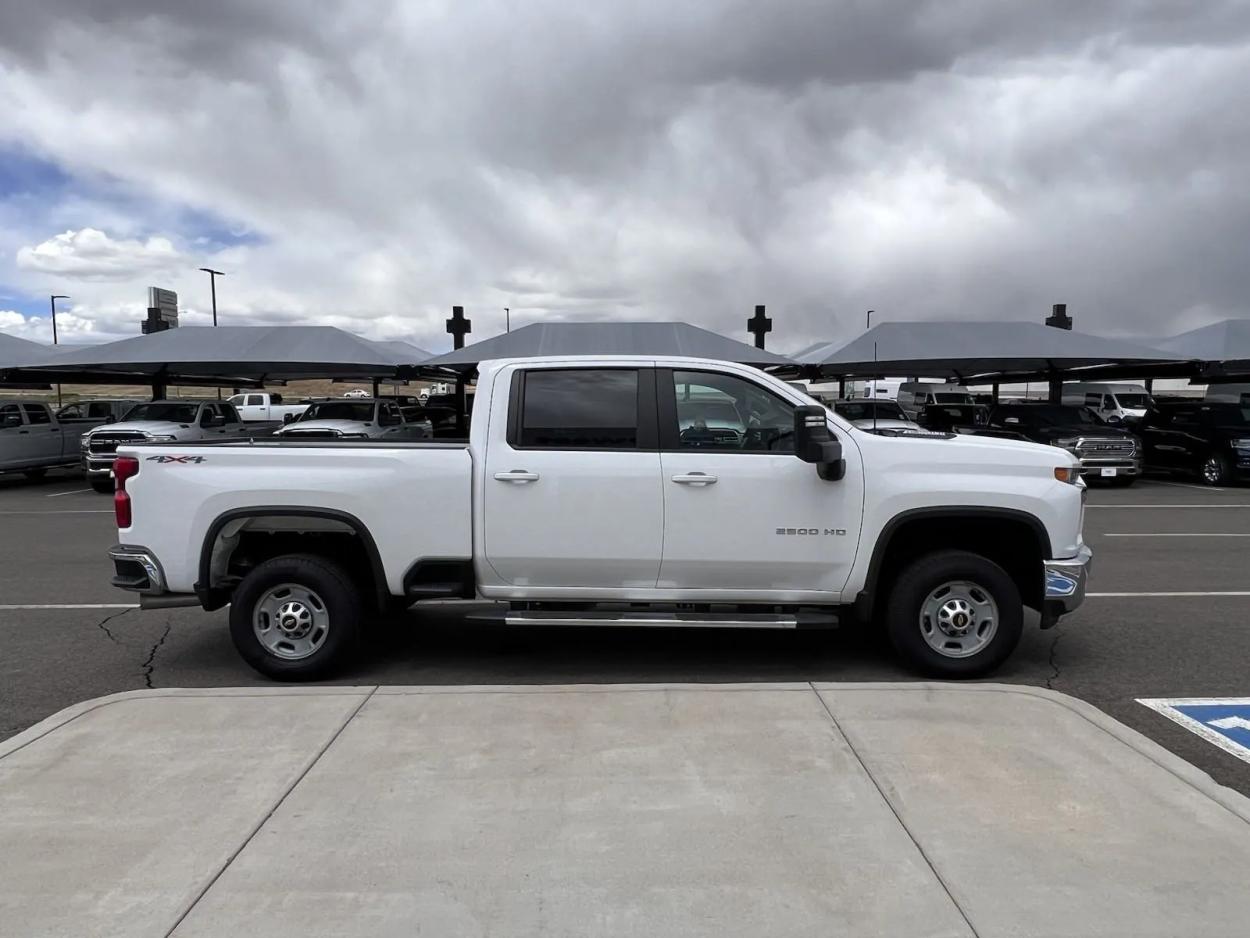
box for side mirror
[209,414,227,427]
[1106,414,1122,425]
[794,405,844,481]
[283,412,296,424]
[104,415,116,424]
[1004,417,1020,425]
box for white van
[1061,383,1152,424]
[896,382,974,420]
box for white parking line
[1086,504,1250,509]
[1146,480,1229,492]
[1088,591,1250,597]
[0,510,114,515]
[1102,533,1250,538]
[0,603,138,610]
[44,488,93,498]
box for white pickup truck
[106,356,1092,680]
[226,392,309,424]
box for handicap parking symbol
[1138,698,1250,765]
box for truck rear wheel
[229,554,362,681]
[885,549,1023,678]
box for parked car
[830,399,922,433]
[1139,400,1250,485]
[55,399,140,426]
[896,383,974,421]
[984,403,1141,485]
[107,355,1091,682]
[226,392,309,424]
[274,399,431,440]
[0,400,90,480]
[342,389,370,399]
[1062,383,1152,426]
[81,399,245,492]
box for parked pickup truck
[0,400,89,480]
[55,398,140,426]
[106,356,1093,681]
[226,392,309,424]
[982,403,1141,486]
[82,399,245,492]
[274,398,431,440]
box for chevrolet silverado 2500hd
[106,356,1092,680]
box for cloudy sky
[1,0,1248,352]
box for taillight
[113,456,139,528]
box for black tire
[229,554,363,681]
[1199,452,1231,486]
[90,477,114,493]
[1109,475,1137,487]
[23,468,47,481]
[885,549,1023,678]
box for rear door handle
[494,470,539,483]
[672,472,717,485]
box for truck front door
[656,368,863,595]
[483,366,663,589]
[21,404,65,460]
[0,403,35,468]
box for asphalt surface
[2,467,1249,796]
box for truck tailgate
[117,442,472,595]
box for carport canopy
[0,332,56,369]
[798,321,1187,382]
[420,321,795,372]
[11,325,431,384]
[1151,318,1250,378]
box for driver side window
[670,370,794,453]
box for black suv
[1139,400,1250,485]
[983,403,1141,485]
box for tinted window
[379,403,400,426]
[301,402,375,421]
[87,402,117,418]
[22,404,50,425]
[220,404,241,424]
[1084,393,1102,408]
[671,370,794,452]
[520,369,638,449]
[125,402,199,423]
[834,400,907,422]
[57,404,84,419]
[0,403,21,426]
[246,395,264,406]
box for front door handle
[672,472,717,485]
[494,470,539,483]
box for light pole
[199,268,224,326]
[866,309,874,330]
[49,295,69,407]
[504,307,511,333]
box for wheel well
[198,510,387,611]
[862,513,1045,619]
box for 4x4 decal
[145,455,206,464]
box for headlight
[1233,438,1250,450]
[79,436,91,450]
[145,434,178,442]
[1053,437,1079,450]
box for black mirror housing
[794,405,845,480]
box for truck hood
[1030,425,1134,441]
[277,419,370,436]
[86,420,191,437]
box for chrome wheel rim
[919,580,998,659]
[253,583,329,660]
[1202,457,1222,484]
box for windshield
[934,392,973,404]
[1201,404,1250,426]
[835,400,907,421]
[1114,393,1150,410]
[122,402,199,423]
[301,402,375,422]
[1024,406,1100,426]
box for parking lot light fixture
[50,295,69,345]
[199,268,224,326]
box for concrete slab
[2,683,1249,938]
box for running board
[497,610,836,630]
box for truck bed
[117,439,473,595]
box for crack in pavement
[141,621,172,689]
[1045,625,1064,690]
[95,608,132,645]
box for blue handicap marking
[1138,698,1250,765]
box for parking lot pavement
[2,475,1250,797]
[3,684,1249,937]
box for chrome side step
[500,610,835,630]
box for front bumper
[82,454,117,477]
[1075,456,1141,479]
[1044,543,1093,618]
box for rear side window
[1084,393,1102,408]
[221,404,241,423]
[23,404,50,425]
[519,369,639,449]
[246,395,264,406]
[0,403,21,426]
[87,403,115,418]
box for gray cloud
[1,0,1249,350]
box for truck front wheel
[885,550,1023,678]
[229,554,362,681]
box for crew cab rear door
[656,367,863,595]
[482,366,663,588]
